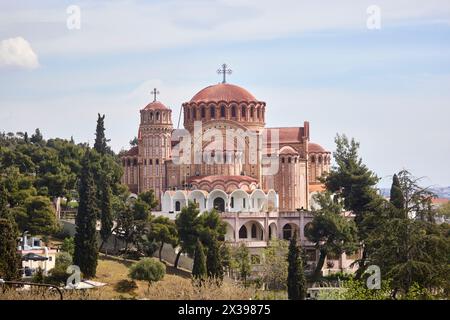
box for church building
[121,65,357,275]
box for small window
[201,107,206,118]
[251,224,257,238]
[241,107,246,118]
[220,105,226,118]
[231,106,236,117]
[210,106,216,119]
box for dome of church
[190,83,257,103]
[143,101,169,110]
[309,142,327,153]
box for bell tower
[138,88,173,204]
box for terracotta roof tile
[190,83,258,103]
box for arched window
[251,224,257,238]
[175,201,181,212]
[220,105,226,118]
[250,107,254,118]
[210,106,216,119]
[231,105,236,118]
[127,159,131,166]
[156,112,160,120]
[192,108,197,120]
[283,224,293,240]
[257,108,260,119]
[241,106,246,118]
[201,107,206,118]
[150,112,154,120]
[239,226,248,239]
[213,197,225,212]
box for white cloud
[0,37,39,69]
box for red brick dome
[143,101,169,110]
[190,83,257,103]
[309,142,327,153]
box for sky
[0,0,449,188]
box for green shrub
[129,258,166,291]
[60,237,75,256]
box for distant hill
[379,186,450,199]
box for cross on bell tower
[217,63,232,84]
[150,88,160,102]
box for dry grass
[0,287,105,300]
[0,256,258,300]
[94,255,256,300]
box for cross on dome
[217,63,232,83]
[150,88,160,102]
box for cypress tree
[390,173,405,210]
[0,219,21,280]
[192,240,207,280]
[94,114,107,155]
[287,232,307,300]
[74,150,98,278]
[206,237,223,282]
[99,176,113,251]
[0,182,10,219]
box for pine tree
[287,232,307,300]
[206,237,223,283]
[390,173,405,210]
[192,240,207,281]
[30,128,43,144]
[74,150,98,278]
[99,176,113,251]
[94,114,107,155]
[24,132,29,144]
[174,202,200,268]
[323,134,380,277]
[0,218,21,281]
